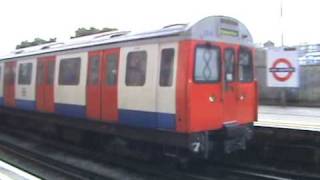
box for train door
[156,43,178,129]
[4,61,16,107]
[36,56,55,112]
[222,47,238,122]
[237,47,256,123]
[188,44,223,131]
[86,51,102,120]
[86,48,119,122]
[101,49,119,122]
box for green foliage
[16,38,56,49]
[71,27,118,38]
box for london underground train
[0,16,257,159]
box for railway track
[0,134,117,180]
[0,127,216,180]
[214,162,320,180]
[1,124,319,180]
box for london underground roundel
[267,49,299,87]
[269,58,295,82]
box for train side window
[224,49,235,82]
[159,48,174,87]
[194,46,220,83]
[48,61,55,85]
[0,66,2,82]
[106,54,118,85]
[239,48,253,82]
[18,63,33,85]
[125,51,147,86]
[59,58,81,85]
[88,56,100,85]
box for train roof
[0,16,253,60]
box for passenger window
[18,63,33,85]
[194,46,220,83]
[224,49,235,82]
[159,48,174,87]
[88,56,100,85]
[48,61,55,85]
[58,58,81,85]
[106,54,118,85]
[125,51,147,86]
[239,48,253,82]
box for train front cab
[177,40,256,158]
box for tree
[71,27,118,38]
[16,38,56,49]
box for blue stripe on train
[16,99,36,111]
[119,109,176,130]
[0,97,3,106]
[55,103,86,118]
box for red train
[0,16,257,159]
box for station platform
[255,105,320,132]
[0,160,40,180]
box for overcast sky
[0,0,319,52]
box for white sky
[0,0,319,52]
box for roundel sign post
[267,49,299,87]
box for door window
[224,49,235,82]
[48,61,55,85]
[194,46,220,83]
[5,65,15,85]
[106,54,118,85]
[159,48,175,87]
[239,48,253,82]
[88,56,100,85]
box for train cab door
[101,49,119,122]
[4,61,16,107]
[222,47,238,122]
[36,56,55,113]
[86,51,102,120]
[156,43,177,130]
[188,44,223,131]
[237,47,256,123]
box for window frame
[193,44,221,84]
[224,48,236,83]
[238,47,254,83]
[125,50,147,87]
[58,57,81,86]
[159,48,175,87]
[18,62,33,85]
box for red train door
[4,61,16,107]
[86,51,102,120]
[36,56,55,112]
[222,47,238,122]
[101,49,119,122]
[237,47,256,123]
[86,48,119,122]
[188,44,223,131]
